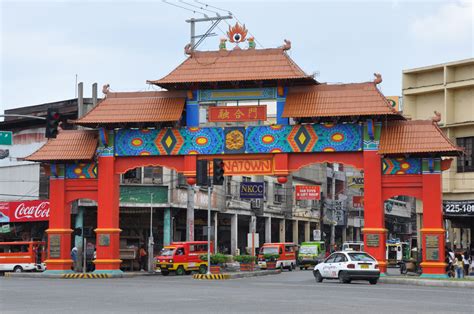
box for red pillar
[94,156,121,273]
[45,177,73,272]
[362,151,387,272]
[420,172,446,277]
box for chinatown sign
[0,200,50,222]
[208,105,267,122]
[295,185,321,200]
[224,159,273,175]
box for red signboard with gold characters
[208,106,267,122]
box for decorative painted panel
[114,123,363,156]
[382,158,421,175]
[66,163,98,179]
[422,158,441,174]
[363,120,382,150]
[246,124,362,153]
[198,87,276,102]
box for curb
[192,269,281,280]
[193,274,230,280]
[379,277,474,288]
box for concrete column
[279,219,285,243]
[355,227,360,242]
[186,185,194,241]
[249,215,257,255]
[214,212,218,254]
[342,226,347,244]
[265,217,272,243]
[292,220,298,244]
[304,221,310,242]
[231,214,238,255]
[163,208,171,246]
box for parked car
[313,251,380,284]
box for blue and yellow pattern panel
[66,163,98,179]
[246,123,362,153]
[382,158,421,175]
[114,123,363,156]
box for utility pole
[148,194,155,273]
[331,165,336,251]
[186,15,233,50]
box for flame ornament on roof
[227,22,248,44]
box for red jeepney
[258,242,297,271]
[0,241,46,272]
[155,241,213,276]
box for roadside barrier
[193,273,230,280]
[61,273,111,279]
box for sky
[1,0,473,112]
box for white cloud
[411,1,473,43]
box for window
[325,254,336,263]
[334,254,347,263]
[274,183,285,203]
[143,166,163,184]
[242,176,251,182]
[177,173,187,187]
[123,168,142,184]
[457,137,474,172]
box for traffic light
[45,108,61,138]
[196,159,209,186]
[213,158,225,185]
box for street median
[380,276,474,288]
[193,269,281,280]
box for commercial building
[403,58,474,252]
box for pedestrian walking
[139,246,147,271]
[454,253,464,279]
[70,246,78,271]
[446,248,455,277]
[462,251,471,276]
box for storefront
[444,199,474,254]
[0,200,49,242]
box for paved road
[1,270,473,314]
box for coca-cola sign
[0,200,50,222]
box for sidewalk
[380,275,474,288]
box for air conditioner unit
[251,199,262,210]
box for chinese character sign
[352,196,364,208]
[295,186,321,200]
[208,106,267,122]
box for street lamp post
[148,193,155,273]
[207,184,212,275]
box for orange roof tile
[378,120,461,156]
[25,130,98,161]
[148,48,315,88]
[74,91,186,126]
[282,83,403,119]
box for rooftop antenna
[163,0,232,51]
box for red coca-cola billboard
[0,200,50,222]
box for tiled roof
[379,120,461,156]
[74,91,186,126]
[282,83,403,119]
[148,48,315,88]
[25,130,98,161]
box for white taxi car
[313,251,380,284]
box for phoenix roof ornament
[227,22,248,44]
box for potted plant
[200,253,227,274]
[263,253,280,270]
[234,255,257,271]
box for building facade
[403,58,474,252]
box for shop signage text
[347,176,364,189]
[295,185,321,200]
[240,182,265,199]
[0,200,50,222]
[443,200,474,216]
[352,196,364,208]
